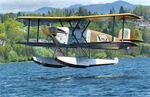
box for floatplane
[17,13,141,68]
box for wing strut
[59,19,64,27]
[69,20,73,27]
[59,19,68,56]
[27,19,30,42]
[37,19,40,42]
[80,21,91,58]
[71,20,89,56]
[112,16,115,42]
[69,20,91,57]
[122,16,125,41]
[81,21,91,43]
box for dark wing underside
[17,41,137,50]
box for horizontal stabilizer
[120,39,144,43]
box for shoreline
[0,60,33,65]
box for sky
[0,0,150,13]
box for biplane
[17,13,141,68]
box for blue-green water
[0,58,150,97]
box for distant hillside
[83,0,136,13]
[34,7,57,14]
[33,0,136,14]
[68,4,83,9]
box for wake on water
[35,73,137,81]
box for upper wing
[17,13,140,23]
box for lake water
[0,58,150,97]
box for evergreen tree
[78,7,89,16]
[17,12,22,16]
[119,6,125,13]
[133,5,143,16]
[110,7,116,14]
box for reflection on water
[0,58,150,97]
[36,73,137,81]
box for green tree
[95,51,107,58]
[142,30,150,43]
[78,7,89,16]
[133,5,143,16]
[0,23,6,34]
[133,5,150,20]
[0,23,7,40]
[119,6,125,13]
[4,18,25,44]
[110,7,116,14]
[8,50,18,62]
[17,12,22,16]
[34,47,53,57]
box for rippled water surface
[0,58,150,97]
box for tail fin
[118,28,132,41]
